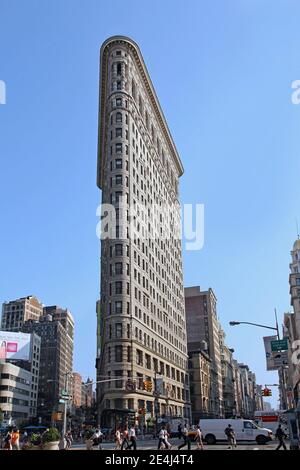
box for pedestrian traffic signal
[262,388,272,396]
[143,380,153,392]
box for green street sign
[271,338,288,352]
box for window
[117,81,122,90]
[116,98,122,107]
[116,128,122,138]
[115,370,123,388]
[136,349,143,366]
[139,95,143,115]
[115,262,123,275]
[115,244,123,256]
[145,111,149,130]
[117,62,122,75]
[115,346,123,364]
[132,79,136,100]
[127,346,132,362]
[115,159,122,169]
[116,50,121,56]
[116,175,122,185]
[116,112,122,123]
[296,278,300,286]
[115,301,122,314]
[145,354,151,369]
[115,281,122,295]
[115,191,122,202]
[115,323,122,338]
[116,143,122,153]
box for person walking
[65,430,73,450]
[11,429,20,450]
[115,427,122,450]
[121,427,129,450]
[195,425,204,450]
[128,425,137,450]
[177,423,182,439]
[275,424,287,451]
[3,429,12,450]
[178,422,191,450]
[91,428,103,450]
[224,424,237,449]
[157,425,170,450]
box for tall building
[82,377,93,408]
[22,307,74,423]
[0,362,32,426]
[96,36,190,427]
[8,332,41,418]
[72,372,82,408]
[284,239,300,407]
[188,347,211,422]
[219,329,236,418]
[185,286,223,417]
[1,296,43,331]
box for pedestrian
[121,426,129,450]
[224,424,237,449]
[11,429,20,450]
[65,430,73,450]
[157,425,170,450]
[275,424,287,451]
[3,429,12,450]
[23,431,28,444]
[178,422,191,450]
[128,425,137,450]
[177,423,182,439]
[164,428,172,450]
[92,428,103,450]
[115,427,122,450]
[194,425,204,450]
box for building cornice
[97,35,184,189]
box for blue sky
[1,0,300,408]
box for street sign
[273,351,288,367]
[125,380,136,392]
[271,338,288,352]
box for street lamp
[229,321,279,337]
[229,311,288,410]
[47,370,72,437]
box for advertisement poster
[0,331,31,361]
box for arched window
[117,62,122,75]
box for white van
[199,419,273,445]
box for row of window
[0,396,29,406]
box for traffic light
[143,380,153,392]
[262,388,272,397]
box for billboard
[0,331,31,361]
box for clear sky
[1,0,300,408]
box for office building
[96,36,190,427]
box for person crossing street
[275,424,287,450]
